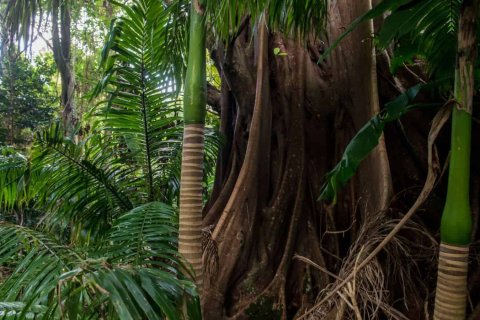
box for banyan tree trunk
[202,0,395,318]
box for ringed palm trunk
[433,1,479,319]
[179,0,207,293]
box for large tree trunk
[202,1,395,318]
[52,0,76,135]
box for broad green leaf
[319,84,439,203]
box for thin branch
[37,29,54,52]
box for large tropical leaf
[319,84,442,203]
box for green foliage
[106,202,179,268]
[206,0,328,39]
[95,0,186,201]
[31,123,133,238]
[0,147,36,218]
[376,0,462,78]
[0,203,196,319]
[3,0,41,49]
[95,0,219,204]
[322,0,465,79]
[321,0,413,62]
[0,52,57,146]
[319,0,476,203]
[0,0,218,318]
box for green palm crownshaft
[179,0,207,294]
[434,1,478,319]
[183,0,207,125]
[441,98,472,245]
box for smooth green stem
[441,106,472,245]
[183,0,207,125]
[439,0,479,246]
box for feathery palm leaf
[0,211,197,319]
[95,0,187,203]
[206,0,328,38]
[31,123,133,238]
[3,0,41,49]
[0,148,33,215]
[0,223,81,304]
[106,202,180,269]
[96,0,220,204]
[377,0,462,78]
[323,0,466,79]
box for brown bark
[203,12,337,319]
[207,84,221,114]
[52,0,76,135]
[328,0,392,215]
[201,0,466,319]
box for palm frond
[0,223,198,320]
[322,0,463,80]
[320,0,414,61]
[106,202,180,269]
[377,0,462,78]
[0,223,80,304]
[3,0,41,49]
[31,123,133,238]
[0,148,33,216]
[95,0,187,202]
[206,0,328,38]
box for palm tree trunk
[179,0,207,293]
[434,1,479,319]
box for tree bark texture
[202,1,480,319]
[52,0,76,135]
[201,0,396,318]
